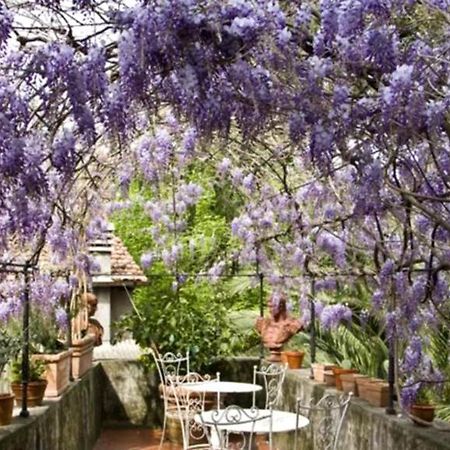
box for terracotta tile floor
[94,429,180,450]
[94,429,270,450]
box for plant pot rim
[0,393,14,399]
[283,350,305,356]
[411,403,436,409]
[332,367,358,373]
[32,348,73,362]
[11,379,47,386]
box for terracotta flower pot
[410,404,435,425]
[284,351,304,369]
[332,367,358,390]
[33,349,73,397]
[365,382,389,407]
[340,373,357,394]
[324,371,336,386]
[71,335,95,379]
[280,352,288,365]
[11,380,47,407]
[0,393,15,425]
[341,374,369,396]
[355,377,380,399]
[311,363,336,383]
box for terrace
[1,1,450,450]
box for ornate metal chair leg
[159,412,167,450]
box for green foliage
[115,280,247,370]
[0,329,21,375]
[10,358,46,383]
[429,328,450,421]
[113,169,257,369]
[29,309,66,354]
[313,322,388,378]
[415,385,434,406]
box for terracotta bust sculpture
[85,293,104,347]
[255,293,303,362]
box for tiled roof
[110,236,147,284]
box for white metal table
[182,381,263,394]
[199,408,309,434]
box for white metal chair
[252,363,288,409]
[200,404,273,450]
[149,348,191,449]
[168,371,220,450]
[251,362,287,449]
[295,392,352,450]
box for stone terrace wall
[0,365,102,450]
[274,368,450,450]
[100,356,260,427]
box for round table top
[199,409,309,434]
[182,381,262,394]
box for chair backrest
[200,405,272,450]
[295,393,352,450]
[252,362,287,408]
[149,348,190,385]
[168,371,219,450]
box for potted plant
[30,310,73,397]
[10,359,47,407]
[0,330,21,426]
[410,386,435,425]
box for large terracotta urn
[33,349,73,397]
[70,335,95,379]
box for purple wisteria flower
[141,252,154,270]
[320,304,352,329]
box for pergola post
[20,263,31,418]
[309,278,316,379]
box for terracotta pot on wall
[332,367,359,390]
[33,349,73,397]
[365,381,389,407]
[311,363,336,383]
[340,374,369,396]
[11,380,47,407]
[410,404,435,425]
[284,351,305,369]
[71,335,95,379]
[0,393,15,425]
[324,371,336,386]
